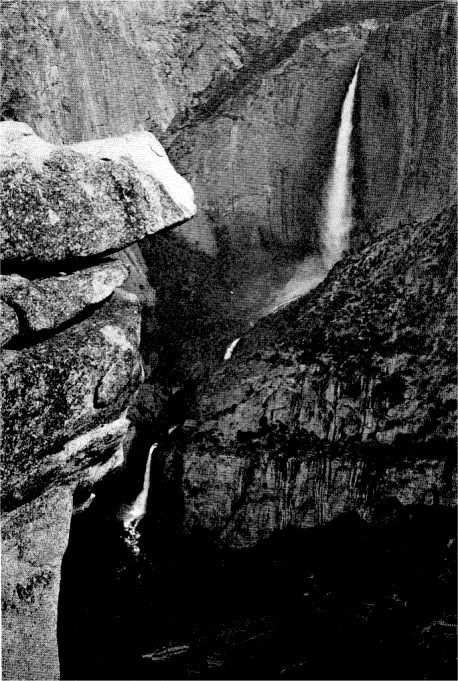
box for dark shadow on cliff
[58,488,457,680]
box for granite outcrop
[0,121,195,680]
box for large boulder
[1,289,143,511]
[0,260,128,339]
[0,122,195,265]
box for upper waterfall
[322,60,361,266]
[262,60,361,317]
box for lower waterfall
[119,442,157,553]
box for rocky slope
[152,1,457,549]
[0,122,195,680]
[166,204,456,547]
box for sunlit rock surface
[0,300,19,346]
[1,487,73,681]
[0,122,195,265]
[0,261,128,337]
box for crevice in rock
[3,297,112,351]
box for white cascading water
[261,60,361,317]
[121,442,157,554]
[322,59,360,267]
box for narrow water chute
[121,442,157,532]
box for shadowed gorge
[1,1,456,679]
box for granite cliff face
[167,25,370,262]
[353,2,456,241]
[1,0,435,145]
[0,122,195,680]
[1,0,437,271]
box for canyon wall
[353,1,456,242]
[162,3,457,548]
[1,0,437,263]
[1,1,435,145]
[1,0,455,674]
[167,25,369,260]
[168,204,456,548]
[0,122,195,679]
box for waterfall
[322,60,360,267]
[262,61,360,317]
[224,337,241,360]
[120,442,157,553]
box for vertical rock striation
[354,2,456,241]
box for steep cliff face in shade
[0,0,320,144]
[151,1,457,549]
[0,122,195,680]
[165,205,456,548]
[167,25,370,259]
[353,2,456,241]
[2,488,73,681]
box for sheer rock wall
[353,2,456,243]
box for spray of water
[120,442,157,554]
[322,60,360,267]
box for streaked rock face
[1,487,73,681]
[168,26,369,258]
[168,205,456,547]
[354,2,457,239]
